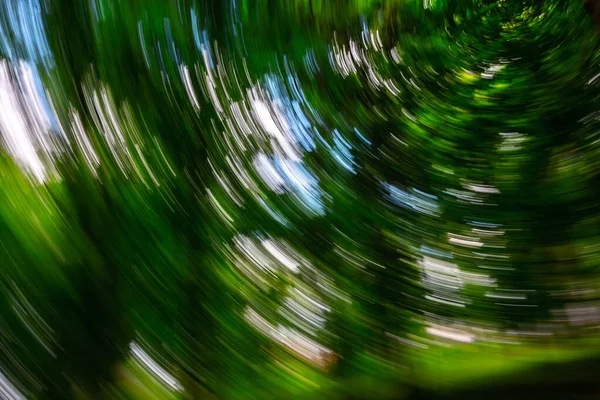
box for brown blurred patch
[585,0,600,27]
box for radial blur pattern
[1,1,600,399]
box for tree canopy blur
[1,0,600,399]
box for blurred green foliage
[0,0,600,399]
